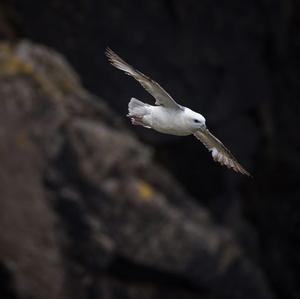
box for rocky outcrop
[0,41,273,299]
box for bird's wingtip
[247,171,253,178]
[238,166,252,178]
[105,46,114,57]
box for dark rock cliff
[0,41,273,299]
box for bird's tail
[127,97,149,118]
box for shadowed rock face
[0,41,273,299]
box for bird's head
[184,108,206,132]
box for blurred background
[0,1,299,299]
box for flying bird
[106,48,250,176]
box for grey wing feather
[106,48,181,109]
[194,129,251,176]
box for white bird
[106,48,250,176]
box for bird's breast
[150,107,191,136]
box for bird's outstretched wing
[106,48,182,109]
[194,129,251,176]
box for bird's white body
[149,106,191,136]
[138,104,206,136]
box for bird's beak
[200,123,206,130]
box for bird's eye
[193,119,200,123]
